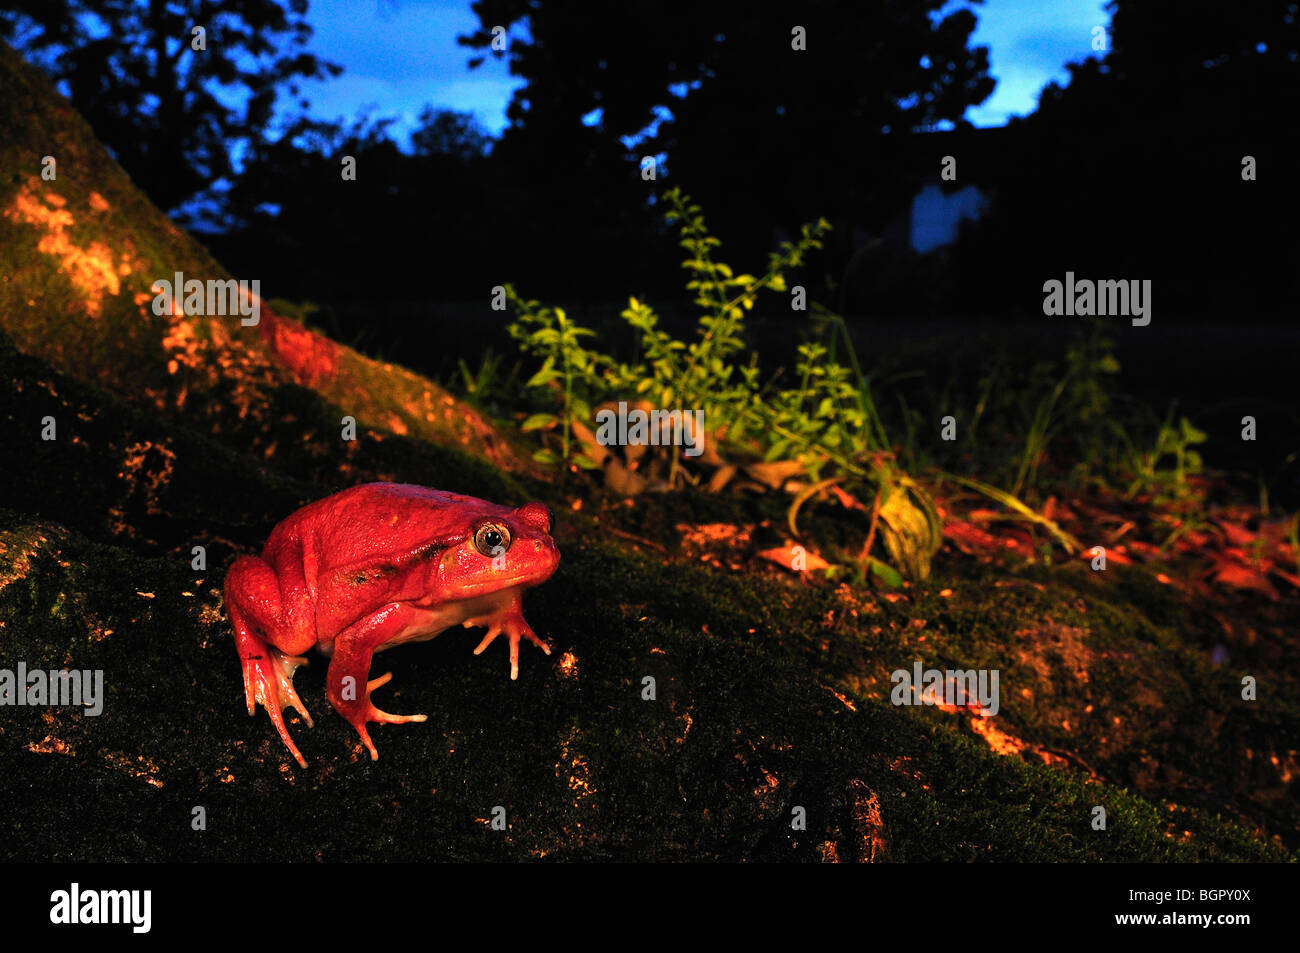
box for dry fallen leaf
[757,542,831,572]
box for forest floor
[2,318,1296,861]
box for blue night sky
[294,0,1112,146]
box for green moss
[0,493,1286,861]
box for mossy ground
[1,327,1293,862]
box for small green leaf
[1180,418,1207,444]
[525,365,559,388]
[867,557,904,588]
[521,413,559,432]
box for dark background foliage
[2,0,1296,355]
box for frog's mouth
[452,565,558,599]
[448,585,529,617]
[453,539,560,598]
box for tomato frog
[223,483,560,766]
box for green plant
[1123,410,1207,501]
[507,188,832,466]
[965,357,1002,452]
[458,348,501,398]
[1013,331,1120,498]
[506,188,942,580]
[452,347,523,416]
[509,298,609,467]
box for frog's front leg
[326,603,429,761]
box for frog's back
[269,483,497,570]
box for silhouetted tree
[412,106,492,160]
[950,0,1299,317]
[459,0,995,267]
[0,0,340,212]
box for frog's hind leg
[226,558,314,767]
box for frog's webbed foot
[470,614,552,681]
[241,647,313,768]
[340,672,428,762]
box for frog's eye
[473,521,512,557]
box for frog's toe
[277,653,314,726]
[345,708,425,762]
[370,707,428,725]
[520,626,551,654]
[241,648,313,767]
[470,625,504,656]
[472,618,550,679]
[354,723,379,762]
[265,699,308,769]
[366,674,427,720]
[508,621,552,680]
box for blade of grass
[943,473,1082,554]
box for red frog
[224,483,560,766]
